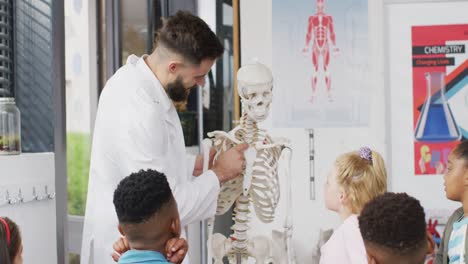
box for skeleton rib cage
[212,128,282,223]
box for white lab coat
[81,55,220,264]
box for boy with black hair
[358,192,434,264]
[113,169,185,263]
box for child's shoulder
[448,207,464,224]
[452,207,464,217]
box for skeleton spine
[240,112,258,144]
[231,194,250,252]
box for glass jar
[0,98,21,155]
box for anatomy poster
[272,0,369,128]
[412,24,468,175]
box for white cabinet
[0,153,57,264]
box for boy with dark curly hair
[113,169,184,264]
[358,192,434,264]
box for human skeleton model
[202,62,295,263]
[302,0,339,102]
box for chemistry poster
[412,24,468,175]
[272,0,369,128]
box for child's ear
[426,231,435,255]
[171,218,181,237]
[366,253,377,264]
[339,190,348,204]
[464,166,468,184]
[118,225,125,236]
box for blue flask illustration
[414,72,461,142]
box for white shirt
[320,214,368,264]
[448,216,468,264]
[81,55,220,264]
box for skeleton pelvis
[211,233,272,264]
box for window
[15,0,54,152]
[0,0,13,98]
[120,0,151,65]
[65,0,98,262]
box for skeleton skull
[237,62,273,122]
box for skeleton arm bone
[281,147,292,229]
[202,139,216,263]
[207,130,243,145]
[254,137,291,150]
[281,147,295,263]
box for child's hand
[111,236,130,262]
[165,237,188,264]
